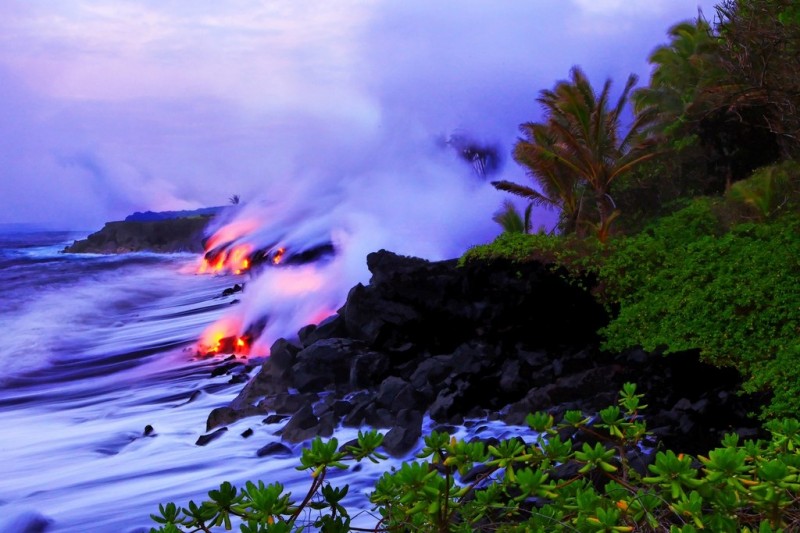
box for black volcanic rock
[256,442,292,457]
[291,339,366,392]
[211,249,766,456]
[196,427,228,446]
[383,409,423,457]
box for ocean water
[0,231,532,532]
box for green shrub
[459,232,602,278]
[726,160,800,222]
[151,384,800,532]
[600,205,800,417]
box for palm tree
[496,67,657,239]
[634,20,721,125]
[493,123,585,235]
[492,200,533,234]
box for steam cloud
[201,129,506,352]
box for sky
[0,0,717,230]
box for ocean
[0,231,533,532]
[0,230,351,532]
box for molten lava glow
[199,317,245,356]
[229,244,253,274]
[205,219,260,252]
[197,245,252,275]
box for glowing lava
[198,318,249,357]
[205,219,260,252]
[198,243,254,275]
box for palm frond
[491,180,556,209]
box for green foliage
[600,191,800,416]
[496,66,657,240]
[459,231,602,276]
[726,160,800,221]
[492,201,533,235]
[151,385,800,532]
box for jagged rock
[375,376,417,412]
[196,427,228,446]
[260,392,319,415]
[226,340,302,413]
[382,409,423,457]
[297,324,317,346]
[269,338,301,376]
[210,249,765,456]
[280,405,332,443]
[499,359,526,396]
[343,284,420,347]
[314,397,353,419]
[349,351,391,389]
[517,348,549,369]
[341,393,374,427]
[211,361,243,377]
[299,315,347,347]
[292,338,365,392]
[256,442,292,457]
[263,414,289,425]
[409,355,452,389]
[365,407,395,429]
[221,284,242,297]
[207,406,262,430]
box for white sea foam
[0,241,534,532]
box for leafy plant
[495,66,658,240]
[151,384,800,532]
[600,197,800,417]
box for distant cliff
[63,215,212,254]
[125,206,226,222]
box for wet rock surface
[211,250,765,456]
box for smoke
[183,0,719,350]
[0,0,720,344]
[199,123,506,352]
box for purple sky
[0,1,716,229]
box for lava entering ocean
[194,215,340,357]
[187,126,508,359]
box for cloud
[0,0,717,228]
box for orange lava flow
[229,244,253,274]
[197,217,261,275]
[205,219,260,252]
[198,318,250,357]
[197,244,253,275]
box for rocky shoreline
[63,216,212,254]
[206,250,766,457]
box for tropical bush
[459,232,601,275]
[151,384,800,532]
[600,197,800,417]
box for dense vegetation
[153,1,800,530]
[601,168,800,418]
[477,0,800,418]
[152,386,800,532]
[470,157,800,419]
